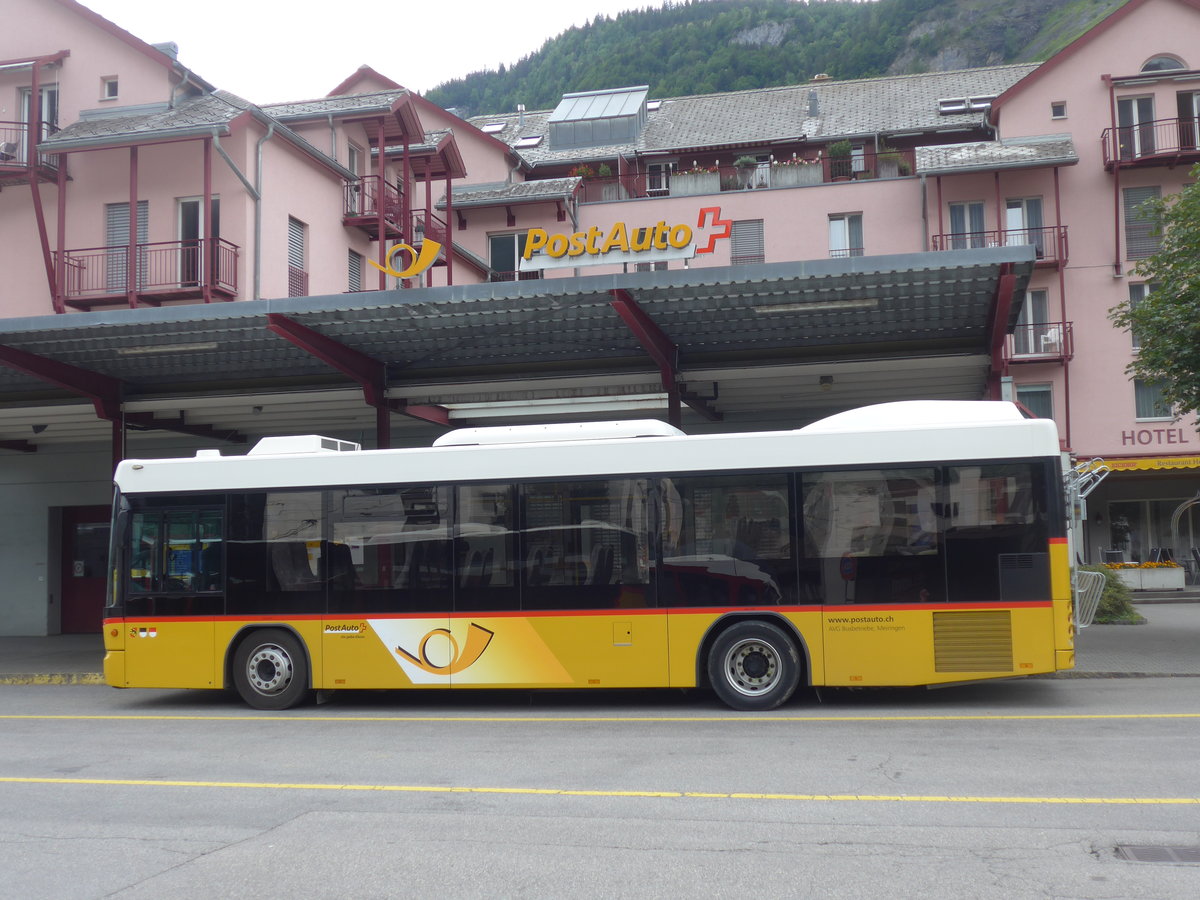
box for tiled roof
[44,92,251,147]
[439,177,581,209]
[470,64,1038,166]
[262,90,410,120]
[916,135,1078,174]
[42,91,352,177]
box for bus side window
[128,513,159,592]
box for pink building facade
[1,0,1199,634]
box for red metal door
[60,505,110,634]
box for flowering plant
[568,164,596,178]
[772,154,819,167]
[1103,561,1180,569]
[678,160,718,174]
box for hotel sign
[519,207,732,272]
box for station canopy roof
[0,247,1033,450]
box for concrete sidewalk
[0,602,1197,685]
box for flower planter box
[1114,567,1185,591]
[671,172,719,196]
[772,165,823,187]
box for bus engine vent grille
[932,610,1013,673]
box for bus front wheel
[707,621,800,711]
[232,629,310,710]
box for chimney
[807,90,820,117]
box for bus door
[121,504,222,688]
[451,480,668,690]
[323,485,453,690]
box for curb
[0,673,105,686]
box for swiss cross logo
[695,207,732,255]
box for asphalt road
[2,679,1198,899]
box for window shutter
[348,250,363,292]
[730,219,764,265]
[105,201,148,291]
[287,217,307,297]
[1123,186,1161,259]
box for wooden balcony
[1003,321,1073,364]
[344,175,404,239]
[0,121,59,186]
[930,225,1069,268]
[57,238,239,309]
[1102,117,1200,170]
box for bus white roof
[115,401,1059,494]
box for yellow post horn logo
[367,240,443,279]
[395,622,494,675]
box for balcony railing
[344,175,404,226]
[1102,117,1200,169]
[930,225,1069,266]
[0,121,60,173]
[56,238,239,305]
[576,148,916,202]
[412,209,447,246]
[1004,321,1074,363]
[489,270,541,283]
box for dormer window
[937,95,995,115]
[1141,55,1187,72]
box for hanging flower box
[771,164,823,187]
[671,171,720,196]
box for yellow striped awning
[1093,455,1200,472]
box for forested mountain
[426,0,1124,115]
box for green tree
[1109,166,1200,421]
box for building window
[1128,282,1158,348]
[101,77,119,100]
[634,261,668,272]
[729,219,765,265]
[948,201,985,249]
[1134,379,1172,420]
[1179,91,1200,150]
[1117,96,1156,159]
[1016,384,1053,420]
[829,214,863,258]
[1013,289,1057,356]
[1141,55,1187,72]
[348,250,364,292]
[489,232,540,282]
[646,161,673,196]
[1123,186,1162,260]
[287,217,307,297]
[1050,101,1067,119]
[1005,197,1045,257]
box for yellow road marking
[0,776,1196,805]
[1,712,1199,723]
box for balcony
[575,148,916,203]
[0,121,60,185]
[411,209,447,247]
[1003,321,1073,364]
[344,175,404,239]
[57,238,239,309]
[1102,118,1200,170]
[930,225,1069,268]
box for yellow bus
[103,400,1075,710]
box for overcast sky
[83,0,669,105]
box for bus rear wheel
[708,621,800,711]
[232,629,310,710]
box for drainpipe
[210,124,274,301]
[327,113,337,159]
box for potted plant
[828,140,853,180]
[734,155,760,188]
[876,145,906,178]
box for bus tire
[232,629,310,710]
[707,621,800,711]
